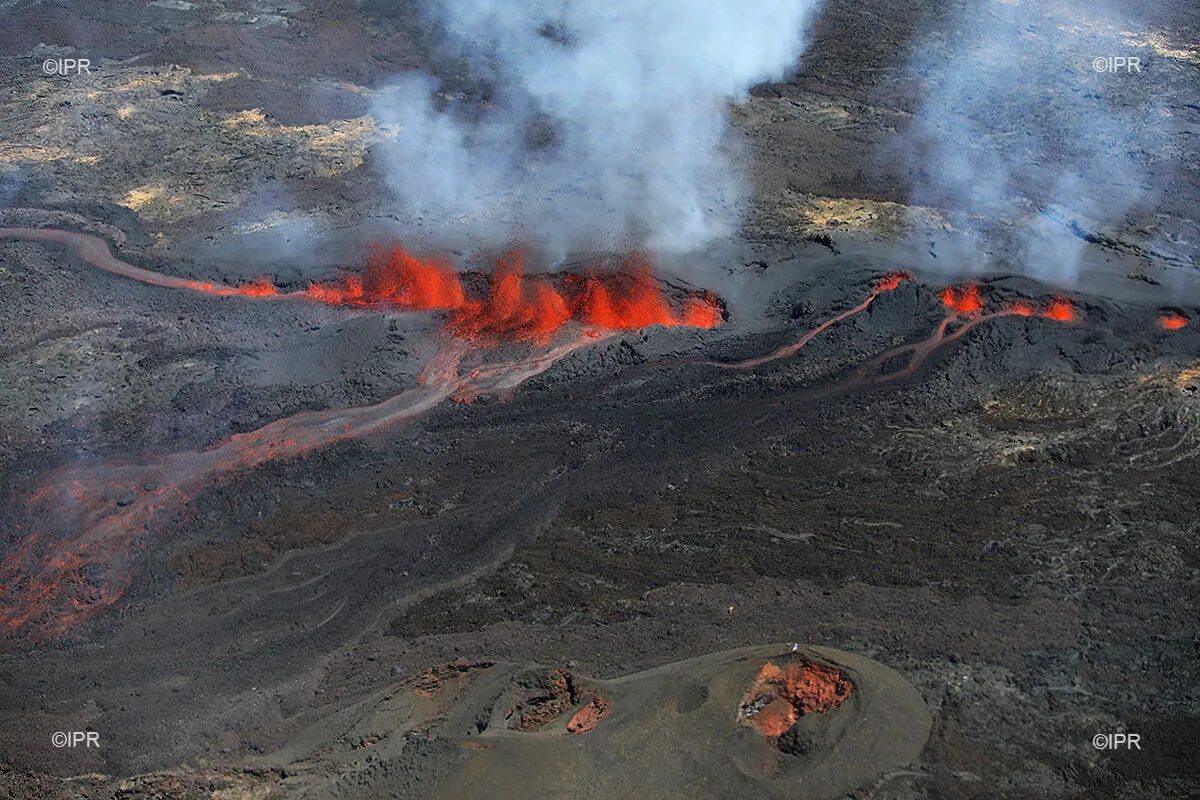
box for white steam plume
[371,0,823,254]
[897,0,1176,286]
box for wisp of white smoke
[898,0,1174,285]
[371,0,823,255]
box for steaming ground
[2,0,1200,798]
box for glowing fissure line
[0,231,1079,638]
[0,228,724,342]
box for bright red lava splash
[446,251,722,344]
[0,228,1095,640]
[1157,310,1189,331]
[0,228,722,344]
[305,244,467,310]
[1042,297,1077,323]
[221,244,725,344]
[939,284,983,314]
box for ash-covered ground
[1,1,1199,799]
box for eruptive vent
[939,284,983,314]
[940,284,1078,323]
[858,284,1077,384]
[265,244,721,344]
[739,659,853,739]
[0,226,1103,642]
[0,229,723,346]
[1157,310,1189,331]
[445,252,722,344]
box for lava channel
[705,271,912,370]
[0,228,730,638]
[0,335,610,639]
[853,284,1077,385]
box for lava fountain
[0,228,723,343]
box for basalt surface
[1,0,1199,799]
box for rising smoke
[898,0,1176,285]
[371,0,824,255]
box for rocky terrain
[1,0,1198,798]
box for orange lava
[1157,310,1189,331]
[710,271,909,370]
[1041,297,1077,323]
[941,285,1075,323]
[449,252,722,344]
[449,251,570,344]
[875,271,912,292]
[940,283,983,314]
[233,278,280,298]
[1006,301,1035,317]
[300,246,721,344]
[572,257,719,333]
[566,693,611,734]
[740,660,853,738]
[306,245,467,309]
[0,336,606,639]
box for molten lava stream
[0,226,300,299]
[0,227,728,637]
[854,286,1077,385]
[706,272,911,370]
[0,334,609,639]
[449,251,723,345]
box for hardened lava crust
[1,0,1198,799]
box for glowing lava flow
[0,226,298,298]
[0,227,726,638]
[707,272,912,370]
[0,335,608,638]
[854,285,1077,384]
[1157,310,1189,331]
[0,228,722,343]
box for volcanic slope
[0,230,1198,799]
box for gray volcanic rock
[264,644,931,800]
